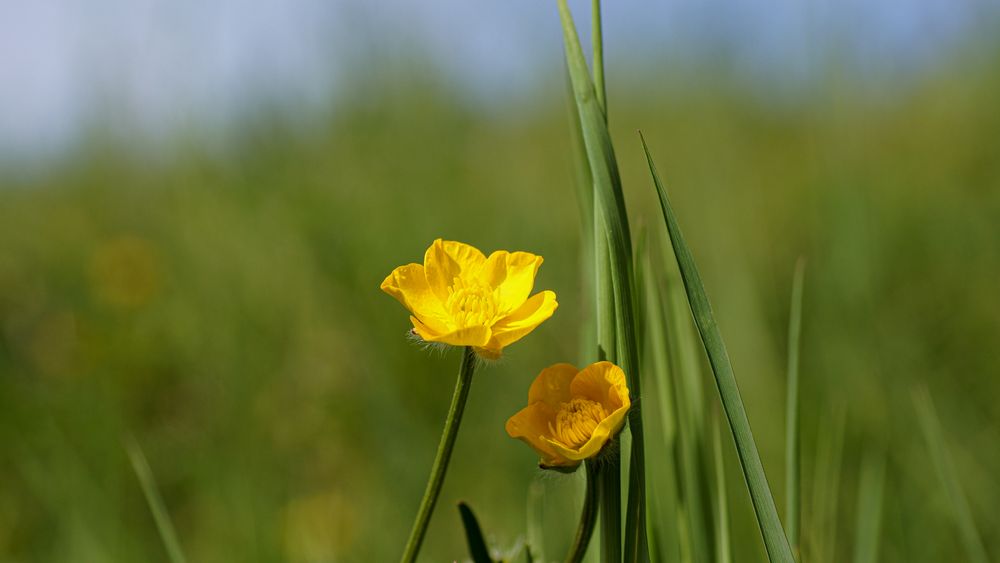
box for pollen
[549,398,608,449]
[444,277,501,328]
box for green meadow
[1,45,999,561]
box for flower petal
[570,361,630,413]
[543,402,629,462]
[527,363,577,409]
[424,239,487,301]
[380,263,451,334]
[481,251,544,313]
[409,315,443,342]
[506,402,570,467]
[480,290,558,355]
[419,324,492,348]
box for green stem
[567,460,601,563]
[400,346,477,563]
[600,445,622,562]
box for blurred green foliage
[1,56,999,562]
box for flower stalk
[566,459,601,563]
[400,346,478,563]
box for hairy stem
[400,346,478,562]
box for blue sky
[0,0,993,160]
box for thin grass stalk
[659,234,710,562]
[785,258,806,557]
[809,403,846,563]
[712,413,733,563]
[640,134,794,563]
[124,436,188,563]
[567,460,602,563]
[400,346,477,563]
[851,449,886,563]
[913,386,989,563]
[641,243,682,561]
[672,363,712,562]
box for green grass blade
[565,72,596,366]
[851,449,886,563]
[658,230,714,563]
[598,237,622,563]
[713,413,733,563]
[124,436,188,563]
[458,502,494,563]
[527,478,547,563]
[557,1,647,560]
[591,0,606,116]
[671,344,712,562]
[809,403,846,563]
[913,386,989,563]
[640,133,794,563]
[785,258,806,556]
[640,240,681,562]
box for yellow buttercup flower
[380,239,558,359]
[506,361,631,468]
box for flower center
[550,398,608,449]
[444,277,500,328]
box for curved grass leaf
[458,502,494,563]
[640,133,794,563]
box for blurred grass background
[2,41,1000,562]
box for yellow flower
[380,239,558,359]
[506,361,631,468]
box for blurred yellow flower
[380,239,557,359]
[506,362,630,468]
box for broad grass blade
[125,436,188,563]
[640,133,794,563]
[913,386,989,563]
[458,502,494,563]
[785,258,806,556]
[557,1,648,560]
[565,73,597,365]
